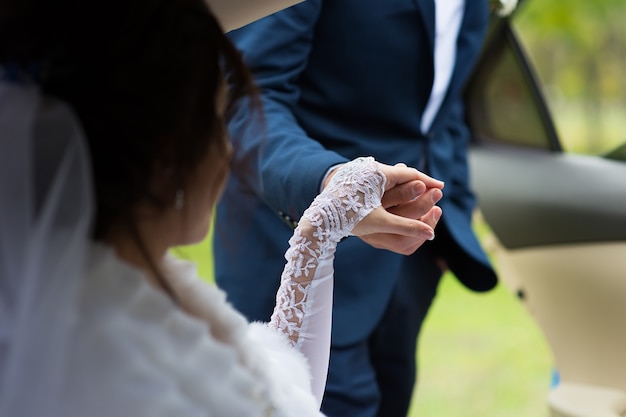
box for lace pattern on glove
[269,157,386,347]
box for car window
[465,19,561,152]
[514,0,626,156]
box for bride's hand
[352,204,442,255]
[325,161,444,255]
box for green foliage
[514,0,626,154]
[408,272,552,417]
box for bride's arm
[268,157,443,405]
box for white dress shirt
[421,0,465,133]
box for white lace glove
[269,157,386,406]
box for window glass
[514,0,626,156]
[465,23,560,151]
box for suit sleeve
[227,0,348,222]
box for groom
[214,1,498,415]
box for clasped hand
[324,162,444,255]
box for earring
[175,189,185,210]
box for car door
[464,2,626,415]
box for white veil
[0,76,93,417]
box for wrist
[321,163,345,191]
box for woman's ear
[147,160,181,208]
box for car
[464,2,626,416]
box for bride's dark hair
[1,0,257,294]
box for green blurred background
[176,0,626,415]
[515,0,626,155]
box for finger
[421,206,442,230]
[381,180,426,208]
[352,207,435,240]
[387,188,443,219]
[395,207,442,254]
[359,233,424,255]
[381,207,442,255]
[379,164,444,191]
[359,224,435,255]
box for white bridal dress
[0,77,386,417]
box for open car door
[465,7,626,417]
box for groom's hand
[324,162,444,255]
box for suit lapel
[447,0,486,93]
[414,0,435,54]
[430,0,490,131]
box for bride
[0,0,443,415]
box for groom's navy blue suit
[214,1,498,415]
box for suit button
[277,210,298,229]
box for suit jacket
[214,0,497,346]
